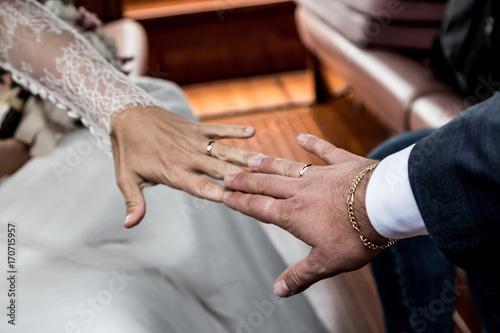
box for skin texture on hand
[222,134,388,297]
[110,106,256,228]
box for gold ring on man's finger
[206,141,215,156]
[299,164,312,178]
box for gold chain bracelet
[347,163,397,251]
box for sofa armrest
[295,5,466,132]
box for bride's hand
[110,106,256,228]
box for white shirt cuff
[365,144,428,239]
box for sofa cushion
[296,6,460,132]
[294,0,446,49]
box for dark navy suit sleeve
[408,94,500,273]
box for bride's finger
[197,155,248,180]
[115,171,146,228]
[199,123,255,139]
[248,155,313,178]
[179,173,227,202]
[206,141,257,166]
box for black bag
[432,0,500,103]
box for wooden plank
[184,71,314,119]
[184,74,288,118]
[277,69,315,105]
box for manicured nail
[297,133,310,145]
[224,174,236,185]
[124,213,134,226]
[274,280,291,298]
[248,154,264,168]
[245,126,255,134]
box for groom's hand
[111,106,256,228]
[222,134,387,297]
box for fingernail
[245,126,255,134]
[124,213,134,226]
[248,154,264,168]
[274,280,291,298]
[297,133,310,145]
[224,174,236,185]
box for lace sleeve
[0,0,159,153]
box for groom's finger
[222,191,286,227]
[298,134,354,165]
[224,172,295,199]
[248,155,310,178]
[206,141,257,166]
[274,249,335,298]
[197,155,246,180]
[199,123,255,139]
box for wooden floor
[183,70,392,333]
[184,70,390,159]
[184,70,483,333]
[184,70,316,120]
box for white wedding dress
[0,1,328,332]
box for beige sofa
[294,0,466,133]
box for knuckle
[124,199,138,211]
[194,177,215,198]
[288,257,326,292]
[258,176,274,192]
[162,167,182,189]
[248,195,264,211]
[287,267,308,290]
[210,160,227,178]
[211,124,226,137]
[280,199,302,224]
[295,178,310,191]
[248,196,271,220]
[215,144,229,160]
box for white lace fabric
[0,0,159,153]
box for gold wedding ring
[299,164,312,178]
[206,141,215,156]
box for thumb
[117,174,146,228]
[297,134,353,165]
[273,253,326,298]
